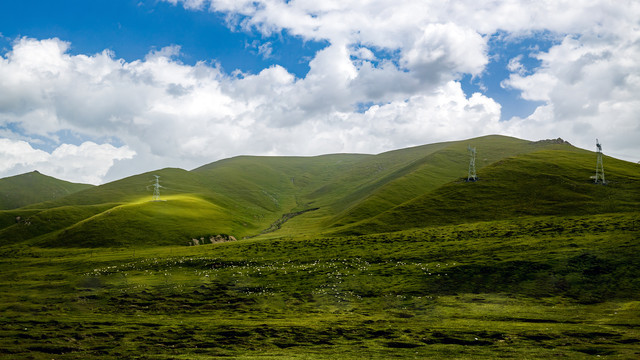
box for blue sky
[1,0,539,113]
[1,1,324,80]
[0,0,638,184]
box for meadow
[1,211,639,359]
[1,135,639,358]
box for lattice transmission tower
[151,175,164,201]
[467,145,477,182]
[594,139,606,184]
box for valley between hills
[1,134,639,359]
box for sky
[0,0,638,185]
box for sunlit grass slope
[5,165,296,246]
[40,195,243,247]
[339,148,640,235]
[5,155,375,246]
[1,169,233,246]
[322,135,561,230]
[3,135,637,247]
[0,170,92,210]
[191,148,455,235]
[233,135,562,235]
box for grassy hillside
[192,154,372,214]
[1,135,639,358]
[21,168,205,208]
[0,171,93,210]
[0,204,115,246]
[4,165,298,247]
[3,154,374,246]
[2,135,638,247]
[322,136,567,230]
[43,195,249,247]
[339,148,640,235]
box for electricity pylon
[467,145,477,182]
[151,175,163,201]
[594,139,606,184]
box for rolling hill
[0,170,93,210]
[0,135,638,247]
[338,148,640,235]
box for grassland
[1,212,639,359]
[0,171,93,210]
[339,149,640,235]
[4,135,638,248]
[1,135,639,358]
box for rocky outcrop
[532,138,571,145]
[189,234,238,246]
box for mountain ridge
[1,135,638,247]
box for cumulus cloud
[503,29,640,159]
[506,55,526,76]
[1,0,639,184]
[401,22,488,81]
[0,139,135,185]
[0,35,502,183]
[159,0,640,162]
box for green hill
[0,166,287,247]
[321,136,570,231]
[339,148,640,235]
[1,135,638,247]
[0,170,93,210]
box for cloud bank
[0,139,134,185]
[1,0,638,183]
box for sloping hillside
[336,148,640,235]
[1,166,297,247]
[0,171,93,210]
[321,136,567,229]
[1,135,638,247]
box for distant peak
[33,170,40,174]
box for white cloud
[258,42,273,59]
[0,139,135,184]
[502,29,640,159]
[401,22,488,83]
[506,55,525,76]
[123,36,499,168]
[0,139,49,173]
[1,0,639,185]
[162,0,640,162]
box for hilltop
[0,171,93,210]
[0,135,638,247]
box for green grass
[3,135,638,247]
[339,148,640,235]
[324,135,559,228]
[0,204,116,246]
[1,135,639,358]
[0,171,93,210]
[40,194,251,247]
[1,212,639,358]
